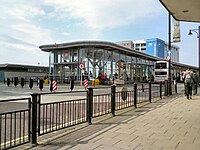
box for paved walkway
[16,89,200,150]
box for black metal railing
[151,85,160,98]
[137,88,149,103]
[0,98,31,150]
[39,98,87,135]
[0,81,178,149]
[32,91,88,136]
[115,91,134,110]
[93,94,112,117]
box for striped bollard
[52,80,57,92]
[84,79,89,90]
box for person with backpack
[183,69,194,99]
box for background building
[146,38,165,59]
[0,64,48,82]
[133,40,146,53]
[117,38,180,62]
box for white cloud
[0,1,55,51]
[62,32,71,36]
[0,1,55,66]
[1,41,49,66]
[43,0,162,30]
[7,43,38,53]
[1,3,45,22]
[11,23,54,45]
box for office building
[117,38,179,62]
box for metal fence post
[164,80,168,96]
[160,82,162,99]
[87,87,93,125]
[134,83,137,108]
[111,84,116,116]
[168,80,171,96]
[142,84,144,92]
[174,80,177,93]
[31,93,38,146]
[50,79,53,92]
[149,81,151,103]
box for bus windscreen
[155,63,167,69]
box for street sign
[79,63,85,70]
[167,50,172,56]
[167,56,171,60]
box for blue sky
[1,0,200,67]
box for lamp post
[188,26,200,85]
[168,13,172,95]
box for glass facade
[48,46,154,84]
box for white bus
[153,61,169,82]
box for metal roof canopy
[159,0,200,22]
[39,41,198,70]
[39,40,161,62]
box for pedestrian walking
[183,69,194,99]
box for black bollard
[164,80,168,96]
[50,79,53,92]
[70,78,74,91]
[7,78,10,86]
[149,81,152,103]
[39,79,43,91]
[14,77,18,87]
[21,78,25,88]
[29,78,33,89]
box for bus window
[155,72,167,75]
